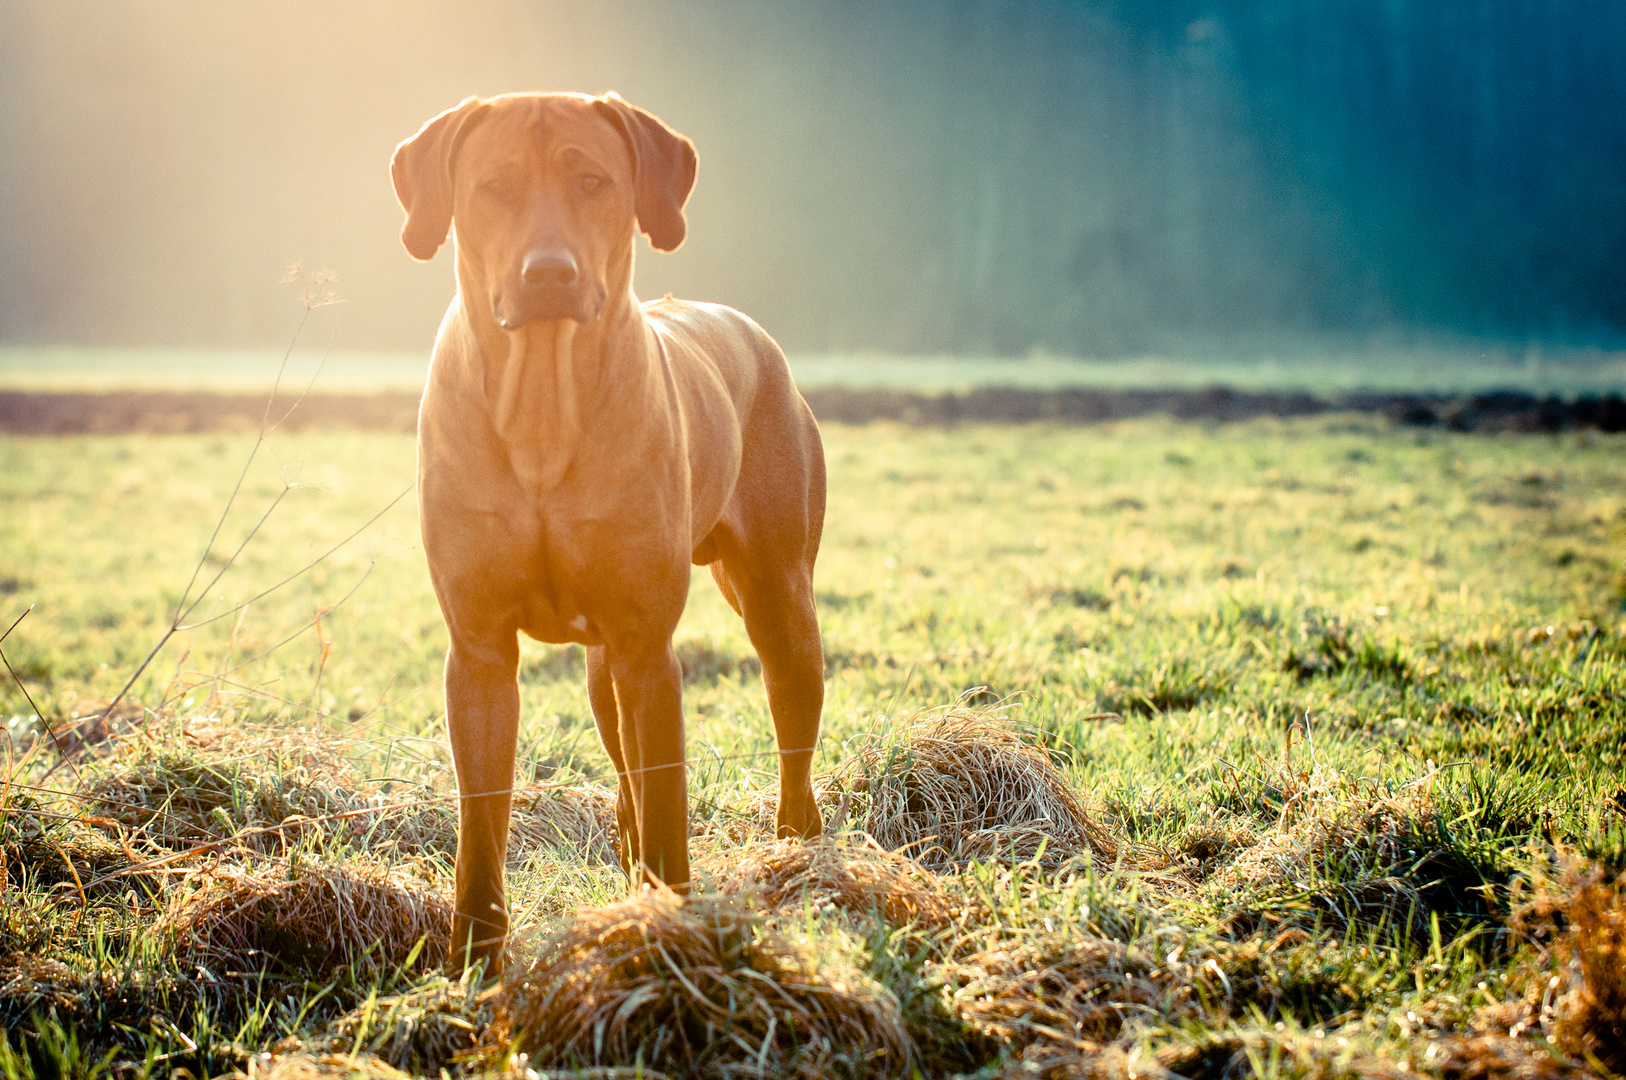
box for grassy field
[2,414,1624,1077]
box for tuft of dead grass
[158,858,450,980]
[940,923,1408,1076]
[943,933,1212,1070]
[314,973,492,1076]
[0,955,99,1020]
[178,714,366,786]
[1150,1024,1605,1080]
[495,889,912,1079]
[251,1060,677,1080]
[42,696,147,760]
[0,788,133,893]
[1152,1027,1408,1080]
[1424,1031,1601,1080]
[86,748,368,855]
[708,834,960,929]
[1510,857,1626,1074]
[507,782,619,866]
[1210,763,1492,936]
[241,1050,413,1078]
[359,779,618,868]
[83,742,617,867]
[832,704,1115,869]
[0,950,197,1051]
[0,954,135,1026]
[1174,812,1262,880]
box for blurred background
[1,0,1623,387]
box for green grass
[2,415,1625,1077]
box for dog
[391,92,826,973]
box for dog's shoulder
[644,295,791,381]
[643,295,809,428]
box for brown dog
[391,92,826,973]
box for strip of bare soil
[1,386,1622,435]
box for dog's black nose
[522,248,579,287]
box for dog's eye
[481,178,512,200]
[578,175,605,195]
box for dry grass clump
[345,780,617,867]
[313,974,492,1076]
[85,749,367,854]
[1154,1024,1605,1080]
[709,834,959,929]
[158,859,450,979]
[495,889,912,1079]
[833,704,1114,869]
[240,1050,415,1078]
[39,697,147,760]
[1,789,133,892]
[943,933,1212,1071]
[82,743,618,867]
[1509,858,1626,1074]
[1174,813,1263,880]
[0,950,197,1050]
[690,778,842,846]
[1423,1031,1600,1080]
[1152,1027,1409,1080]
[942,926,1397,1075]
[507,782,619,866]
[0,954,122,1026]
[178,714,372,789]
[339,779,617,867]
[1210,765,1488,936]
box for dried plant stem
[0,606,82,780]
[93,271,407,729]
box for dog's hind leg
[721,559,825,840]
[586,644,640,875]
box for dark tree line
[779,0,1626,353]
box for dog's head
[391,92,697,329]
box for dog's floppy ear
[391,97,482,262]
[593,92,697,253]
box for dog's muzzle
[495,247,606,328]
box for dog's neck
[459,273,647,500]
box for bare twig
[177,672,430,741]
[165,558,382,696]
[0,606,82,780]
[93,270,406,727]
[173,279,327,627]
[174,489,411,632]
[0,605,31,646]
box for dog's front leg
[607,638,690,891]
[444,633,520,975]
